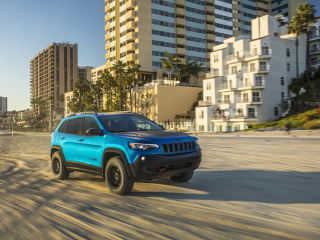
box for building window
[199,125,204,132]
[281,92,285,101]
[231,66,237,74]
[286,48,290,57]
[287,63,290,71]
[281,77,284,86]
[248,108,255,118]
[274,107,278,116]
[213,68,219,76]
[250,63,255,72]
[207,82,212,90]
[214,55,219,62]
[199,110,204,119]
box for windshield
[98,115,163,133]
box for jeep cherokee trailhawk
[50,112,201,195]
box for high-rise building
[78,66,93,82]
[30,43,78,113]
[271,0,306,20]
[309,16,320,69]
[0,96,8,113]
[104,0,303,79]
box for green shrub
[303,119,320,129]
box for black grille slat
[191,141,195,149]
[187,142,191,150]
[183,142,187,151]
[162,144,168,153]
[178,142,183,151]
[173,143,179,152]
[168,143,174,153]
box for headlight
[196,139,201,149]
[128,143,159,150]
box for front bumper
[130,149,202,179]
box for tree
[91,80,104,110]
[287,3,316,80]
[112,61,127,111]
[101,69,116,112]
[68,79,91,112]
[160,51,179,80]
[177,57,205,84]
[126,60,141,111]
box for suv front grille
[161,141,196,154]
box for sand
[0,130,319,239]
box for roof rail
[68,111,98,117]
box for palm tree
[287,3,316,80]
[73,79,91,112]
[91,80,104,110]
[160,51,179,80]
[112,61,127,111]
[126,60,141,111]
[101,69,116,112]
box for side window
[66,118,83,135]
[81,117,101,135]
[58,120,69,133]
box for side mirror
[86,128,102,136]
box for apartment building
[271,0,306,20]
[105,0,292,79]
[0,96,7,113]
[78,66,93,82]
[101,79,201,123]
[30,43,78,114]
[309,16,320,69]
[196,15,306,132]
[91,65,106,83]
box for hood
[110,130,192,141]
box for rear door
[62,117,84,167]
[77,117,103,169]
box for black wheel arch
[102,148,136,180]
[51,145,67,165]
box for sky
[0,0,319,111]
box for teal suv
[50,112,201,195]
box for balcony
[126,21,136,30]
[176,37,186,45]
[310,47,320,54]
[126,10,135,20]
[220,82,236,90]
[176,7,185,16]
[176,48,186,55]
[105,5,109,13]
[245,49,272,59]
[126,0,136,10]
[206,5,214,13]
[126,31,137,41]
[176,17,186,26]
[206,33,214,41]
[226,54,244,63]
[127,53,137,61]
[258,65,270,73]
[105,33,110,41]
[309,34,320,41]
[105,23,110,31]
[252,96,263,104]
[105,42,110,50]
[198,100,213,106]
[105,52,110,59]
[212,113,257,120]
[176,28,186,36]
[206,24,215,32]
[176,0,185,7]
[127,42,137,51]
[206,14,214,23]
[238,79,265,89]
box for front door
[77,117,103,170]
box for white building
[196,15,306,132]
[91,65,106,83]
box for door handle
[78,139,84,142]
[60,137,65,140]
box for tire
[170,170,194,182]
[51,151,70,180]
[105,156,134,195]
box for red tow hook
[194,161,200,166]
[157,166,166,171]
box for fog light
[141,157,146,161]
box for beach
[0,130,319,239]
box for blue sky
[0,0,319,111]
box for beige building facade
[30,43,78,114]
[78,66,93,82]
[91,65,106,83]
[105,80,202,123]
